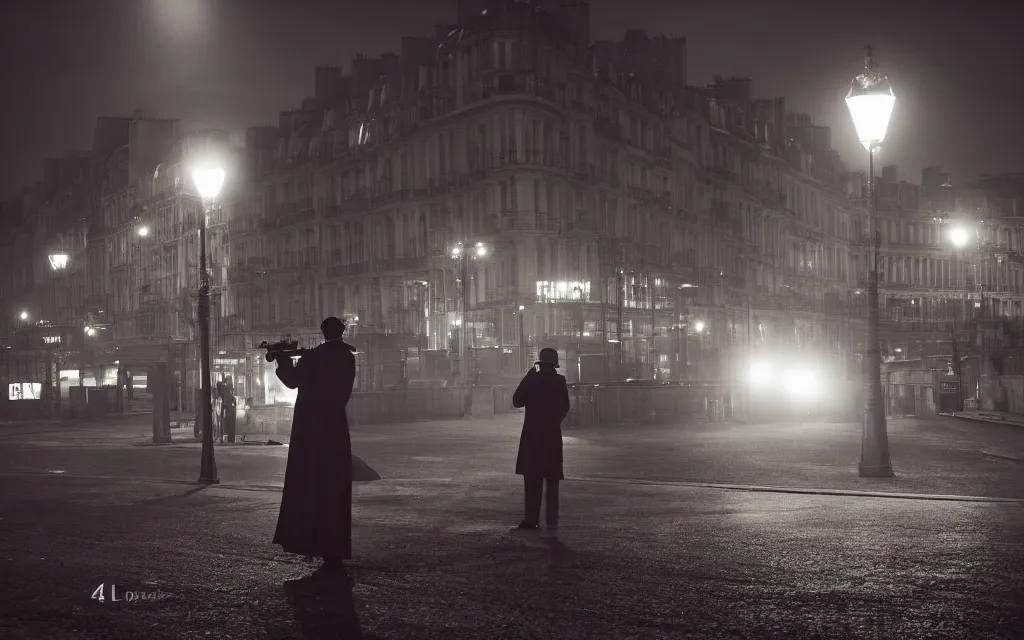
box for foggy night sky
[1,0,1022,200]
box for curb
[570,476,1024,504]
[981,450,1023,463]
[951,413,1024,428]
[5,469,1021,503]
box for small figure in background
[219,375,237,443]
[511,347,570,534]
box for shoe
[514,520,539,530]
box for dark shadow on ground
[138,484,210,504]
[545,536,577,571]
[284,568,364,639]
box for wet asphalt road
[1,415,1022,638]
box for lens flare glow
[784,368,820,400]
[748,361,772,387]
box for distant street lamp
[451,241,489,384]
[947,223,980,413]
[949,226,969,249]
[948,224,980,320]
[518,305,527,371]
[19,310,28,322]
[193,161,225,485]
[47,252,69,418]
[846,46,896,478]
[137,225,150,238]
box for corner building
[229,0,866,397]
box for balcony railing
[276,249,318,270]
[324,256,431,278]
[261,202,316,231]
[565,218,600,234]
[499,214,562,233]
[711,167,738,183]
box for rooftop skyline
[2,0,1021,198]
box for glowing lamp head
[19,311,28,320]
[518,305,525,311]
[949,227,970,249]
[137,225,150,238]
[87,328,97,336]
[191,164,225,199]
[845,48,896,150]
[475,244,487,257]
[451,245,462,258]
[48,253,69,271]
[694,321,705,333]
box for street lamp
[451,241,488,384]
[47,252,69,418]
[846,46,895,478]
[192,161,225,484]
[19,310,28,322]
[137,225,150,238]
[947,223,980,412]
[518,305,527,371]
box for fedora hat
[535,347,559,368]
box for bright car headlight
[748,361,773,388]
[784,368,820,400]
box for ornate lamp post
[846,47,896,477]
[192,162,225,484]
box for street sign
[938,377,961,414]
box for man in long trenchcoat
[512,347,570,531]
[272,317,357,572]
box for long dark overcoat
[273,339,357,559]
[512,368,570,479]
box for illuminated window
[536,280,590,302]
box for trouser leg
[524,475,543,525]
[544,478,560,527]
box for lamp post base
[858,463,895,478]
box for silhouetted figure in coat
[273,317,357,572]
[218,376,237,443]
[512,347,570,532]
